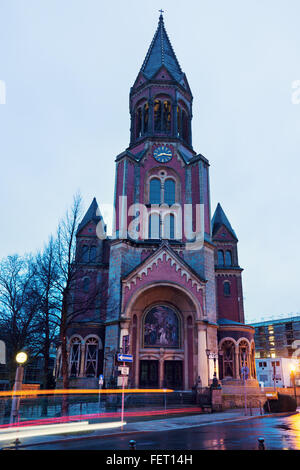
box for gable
[213,225,237,242]
[122,245,206,310]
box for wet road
[26,413,300,450]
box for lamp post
[290,364,297,403]
[10,351,28,424]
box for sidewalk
[2,407,295,449]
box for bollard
[129,440,136,450]
[258,437,265,450]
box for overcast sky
[0,0,300,323]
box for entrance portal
[139,360,159,388]
[164,360,183,389]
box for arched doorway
[123,283,203,390]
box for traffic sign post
[121,362,126,430]
[117,353,133,363]
[117,354,131,430]
[98,374,104,412]
[241,355,249,416]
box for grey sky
[0,0,300,323]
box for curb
[4,410,297,449]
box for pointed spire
[211,203,238,240]
[140,13,183,82]
[77,197,104,234]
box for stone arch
[123,282,200,390]
[218,338,237,380]
[123,281,203,321]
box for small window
[83,277,90,293]
[218,250,224,265]
[90,246,97,263]
[223,281,231,296]
[82,245,89,263]
[225,250,232,266]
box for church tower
[105,13,218,389]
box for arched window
[220,340,235,379]
[154,99,171,133]
[225,250,232,266]
[136,107,142,138]
[154,100,162,131]
[144,305,180,348]
[143,102,149,133]
[149,213,160,239]
[223,281,231,296]
[84,337,99,377]
[149,178,161,204]
[217,250,224,265]
[163,213,175,239]
[164,179,175,205]
[177,106,181,137]
[82,245,89,263]
[83,277,90,293]
[163,100,171,133]
[69,337,81,377]
[239,340,250,377]
[182,110,189,142]
[90,246,97,263]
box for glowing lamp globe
[16,352,28,365]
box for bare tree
[0,255,41,384]
[34,237,61,388]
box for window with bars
[69,338,81,377]
[84,338,99,377]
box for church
[56,14,256,391]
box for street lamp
[290,364,297,403]
[10,351,28,424]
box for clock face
[153,145,173,163]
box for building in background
[250,316,300,359]
[256,357,299,388]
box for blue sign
[117,354,133,363]
[241,366,249,380]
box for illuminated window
[154,99,171,133]
[163,100,171,133]
[154,100,162,131]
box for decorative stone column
[159,349,164,388]
[197,322,208,387]
[234,346,240,379]
[79,341,85,377]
